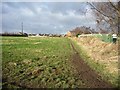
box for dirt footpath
[70,42,114,88]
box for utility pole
[118,1,120,36]
[21,22,23,35]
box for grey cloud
[2,2,96,34]
[39,2,87,15]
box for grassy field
[2,36,118,88]
[2,37,84,88]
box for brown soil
[70,42,114,88]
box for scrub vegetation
[71,36,119,87]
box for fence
[78,34,113,43]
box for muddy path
[70,42,114,88]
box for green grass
[70,38,118,87]
[2,37,84,88]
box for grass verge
[69,38,119,87]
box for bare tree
[88,1,120,35]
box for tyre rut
[70,42,114,88]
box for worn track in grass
[70,42,114,88]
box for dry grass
[72,36,118,75]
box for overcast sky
[2,2,97,34]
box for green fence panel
[94,34,112,43]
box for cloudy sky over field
[2,2,97,34]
